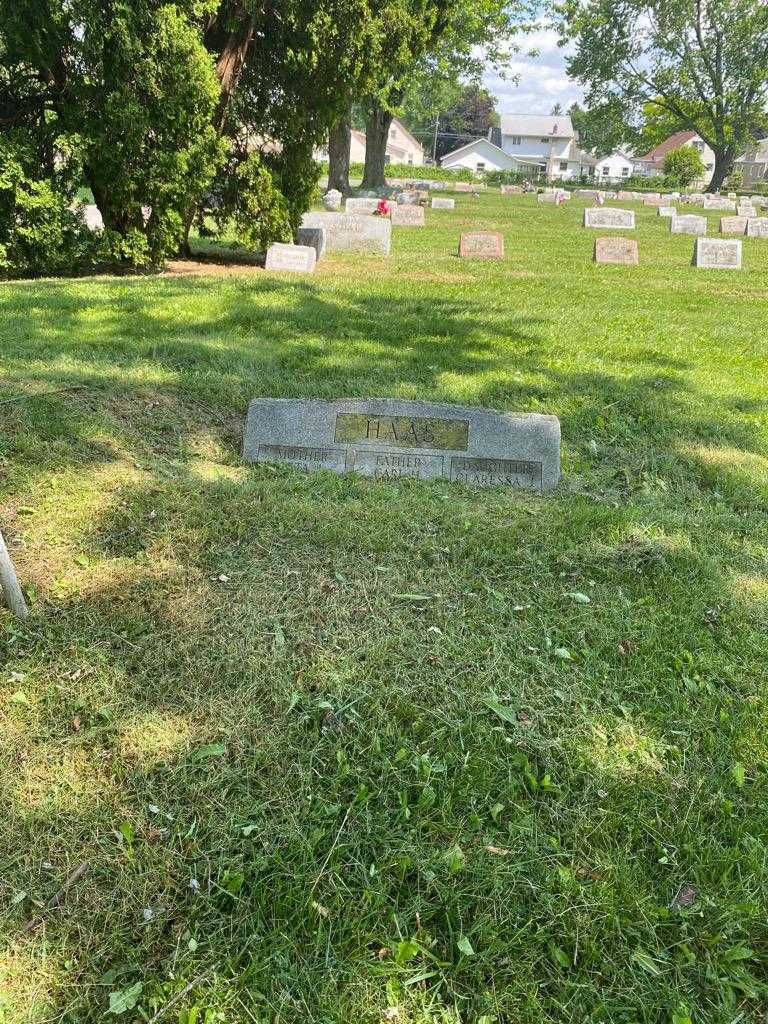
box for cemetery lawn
[2,193,768,1024]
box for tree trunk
[327,103,352,194]
[707,149,733,192]
[360,101,393,190]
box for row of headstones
[264,193,468,272]
[322,191,458,216]
[593,236,742,268]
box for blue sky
[482,29,584,115]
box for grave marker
[500,185,523,194]
[300,212,391,254]
[693,237,742,269]
[746,217,768,237]
[583,207,635,228]
[345,197,381,214]
[391,204,425,226]
[594,237,639,265]
[243,398,561,492]
[431,197,455,209]
[264,243,316,273]
[720,216,748,235]
[296,227,326,260]
[703,197,736,211]
[459,231,504,259]
[658,206,676,217]
[671,214,707,236]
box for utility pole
[432,116,439,164]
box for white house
[316,118,424,166]
[734,139,768,184]
[593,150,635,182]
[440,137,518,174]
[441,114,596,181]
[634,131,715,184]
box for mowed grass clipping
[1,193,767,1024]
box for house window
[407,154,413,165]
[692,140,704,152]
[706,163,713,170]
[477,161,486,171]
[602,166,609,175]
[541,138,551,144]
[511,135,521,146]
[559,161,568,171]
[621,166,629,176]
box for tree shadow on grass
[3,460,767,1021]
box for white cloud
[483,29,583,115]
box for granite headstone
[264,243,316,273]
[300,212,391,254]
[693,238,742,269]
[594,237,639,265]
[459,231,504,259]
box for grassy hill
[1,193,767,1023]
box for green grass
[1,193,767,1024]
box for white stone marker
[243,398,561,492]
[264,243,317,274]
[671,215,707,236]
[746,217,768,237]
[693,238,742,269]
[431,197,455,209]
[658,206,676,217]
[345,197,381,214]
[703,197,736,211]
[720,217,748,235]
[583,207,635,228]
[300,212,391,254]
[322,189,342,211]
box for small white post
[0,529,29,620]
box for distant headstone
[264,242,316,274]
[243,398,561,492]
[576,189,604,200]
[693,237,742,269]
[431,197,455,209]
[583,207,635,228]
[703,197,736,211]
[500,185,523,194]
[617,191,639,201]
[594,237,639,265]
[322,189,343,211]
[720,216,748,235]
[658,206,676,217]
[746,217,768,237]
[396,191,422,206]
[459,231,504,259]
[686,193,706,204]
[296,227,326,260]
[454,182,474,192]
[300,212,391,254]
[671,214,707,236]
[737,205,756,218]
[643,197,666,207]
[345,197,381,214]
[390,204,425,226]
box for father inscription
[459,231,504,259]
[243,398,560,492]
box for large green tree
[558,0,768,191]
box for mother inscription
[243,399,560,492]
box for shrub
[203,151,292,253]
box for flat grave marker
[720,216,748,235]
[390,204,425,226]
[243,398,561,492]
[300,212,391,255]
[583,207,635,228]
[703,197,736,211]
[671,214,707,236]
[594,237,639,265]
[658,206,676,217]
[431,197,455,209]
[264,243,316,274]
[746,217,768,237]
[693,237,742,269]
[459,231,504,259]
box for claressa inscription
[243,398,560,491]
[459,232,504,259]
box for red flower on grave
[376,198,390,216]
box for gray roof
[500,114,574,138]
